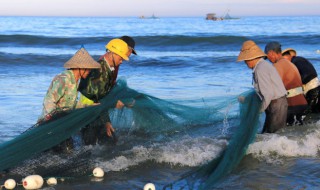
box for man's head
[119,36,137,56]
[264,41,282,63]
[64,47,101,78]
[237,40,267,69]
[105,38,129,67]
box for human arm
[105,121,115,137]
[254,67,274,112]
[238,96,245,103]
[42,76,66,120]
[99,110,115,137]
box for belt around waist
[287,87,303,98]
[303,77,319,95]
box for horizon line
[0,14,319,18]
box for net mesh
[0,79,261,189]
[163,90,262,189]
[0,79,231,171]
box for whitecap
[95,136,227,172]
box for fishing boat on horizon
[206,10,239,21]
[139,13,159,19]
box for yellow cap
[105,39,129,61]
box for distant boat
[149,13,159,19]
[139,14,159,19]
[206,10,239,21]
[205,13,223,21]
[223,10,240,20]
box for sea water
[0,16,320,189]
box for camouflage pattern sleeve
[42,75,67,116]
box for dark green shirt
[79,58,115,102]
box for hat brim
[132,48,137,55]
[237,52,267,62]
[281,48,297,56]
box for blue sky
[1,0,319,17]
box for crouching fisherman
[282,48,320,113]
[37,47,101,152]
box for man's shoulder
[256,59,272,69]
[276,58,295,69]
[53,71,68,80]
[292,56,310,64]
[98,58,107,65]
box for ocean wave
[94,137,227,172]
[1,34,319,50]
[94,122,320,173]
[0,49,241,68]
[247,123,320,163]
[0,52,69,66]
[0,34,106,47]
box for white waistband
[303,77,319,95]
[287,86,303,98]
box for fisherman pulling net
[0,45,262,188]
[0,79,235,173]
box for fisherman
[78,37,137,145]
[38,47,101,152]
[237,40,288,133]
[282,48,320,113]
[39,47,101,123]
[265,42,308,125]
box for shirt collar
[103,57,115,72]
[252,58,264,73]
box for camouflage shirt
[39,70,78,120]
[78,57,115,102]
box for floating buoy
[144,183,156,190]
[4,179,16,190]
[93,167,104,178]
[46,177,57,186]
[22,175,44,190]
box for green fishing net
[163,90,262,189]
[0,79,230,172]
[0,79,261,189]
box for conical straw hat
[237,40,267,62]
[64,47,101,69]
[282,48,297,56]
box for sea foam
[96,136,227,172]
[247,126,320,162]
